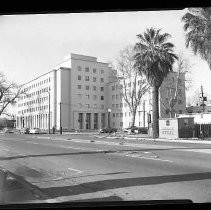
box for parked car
[29,128,42,134]
[124,126,148,134]
[20,128,30,134]
[99,127,117,133]
[3,128,14,133]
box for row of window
[111,80,145,91]
[78,103,104,109]
[112,103,123,109]
[165,109,183,114]
[112,113,123,118]
[78,75,105,83]
[18,96,49,107]
[23,78,51,92]
[18,105,49,114]
[77,85,104,91]
[19,87,50,100]
[78,66,104,74]
[111,94,123,100]
[77,94,104,100]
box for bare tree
[0,72,26,117]
[159,52,193,117]
[115,46,150,126]
[187,88,201,107]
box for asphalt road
[1,133,211,204]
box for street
[1,133,211,203]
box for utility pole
[200,85,206,112]
[200,85,206,139]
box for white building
[16,53,186,131]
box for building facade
[16,53,186,131]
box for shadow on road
[41,172,211,199]
[1,147,211,161]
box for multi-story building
[108,71,186,129]
[16,53,186,131]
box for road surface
[1,133,211,203]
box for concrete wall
[159,118,179,139]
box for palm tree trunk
[152,85,159,138]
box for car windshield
[0,7,210,206]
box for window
[116,94,119,99]
[166,109,170,115]
[100,78,104,83]
[93,68,96,73]
[93,95,97,100]
[93,77,97,82]
[85,95,90,99]
[120,113,123,117]
[128,82,131,87]
[85,85,89,90]
[85,67,89,72]
[101,104,104,109]
[100,87,104,91]
[179,110,183,114]
[77,85,82,89]
[112,104,115,108]
[86,104,90,108]
[166,120,170,126]
[85,76,89,81]
[78,66,82,71]
[77,94,82,99]
[113,113,115,118]
[101,96,104,100]
[178,100,182,104]
[101,69,104,74]
[125,113,127,117]
[116,113,119,117]
[112,95,115,99]
[116,104,119,108]
[120,103,123,108]
[78,75,82,80]
[93,86,97,91]
[93,104,97,108]
[112,86,115,91]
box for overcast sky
[0,9,211,103]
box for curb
[123,137,211,144]
[33,135,211,145]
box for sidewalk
[34,133,211,145]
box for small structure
[159,117,194,139]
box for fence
[178,124,211,138]
[194,124,211,138]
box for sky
[0,9,211,105]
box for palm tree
[182,8,211,68]
[134,28,177,138]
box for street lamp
[108,108,111,129]
[47,91,50,134]
[60,102,62,134]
